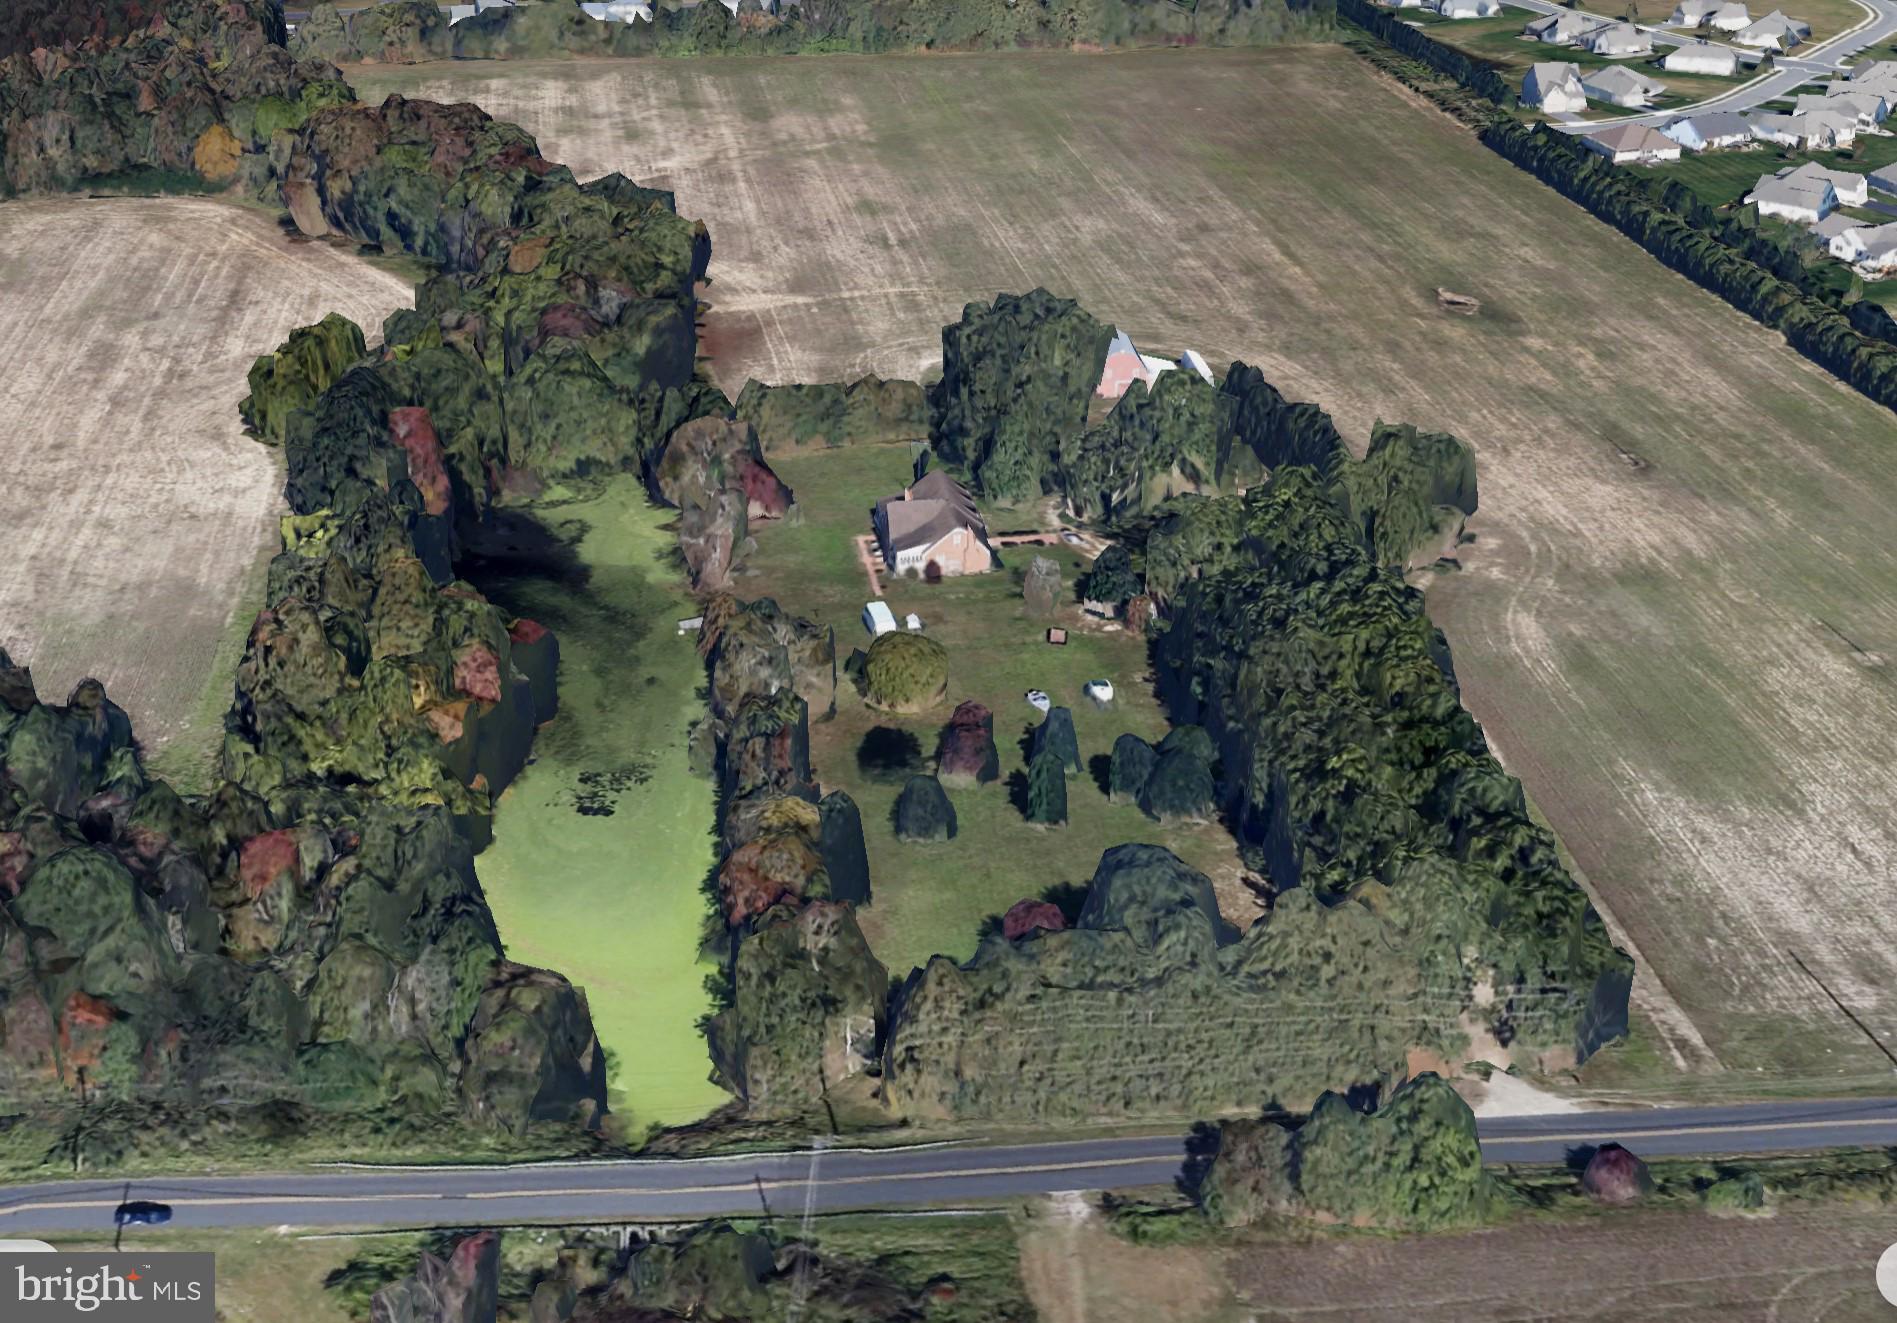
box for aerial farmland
[358,44,1897,1088]
[0,197,412,784]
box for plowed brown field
[0,197,411,777]
[355,47,1897,1087]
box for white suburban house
[872,470,996,578]
[1588,21,1654,55]
[1708,1,1752,29]
[1815,86,1889,127]
[1662,110,1754,149]
[1745,170,1837,221]
[1776,160,1869,207]
[1438,0,1504,16]
[1583,64,1667,107]
[1812,214,1870,259]
[1526,11,1604,43]
[1583,122,1685,162]
[1859,232,1897,272]
[1796,108,1858,147]
[1524,61,1590,112]
[1851,59,1897,84]
[1745,112,1801,145]
[578,0,654,19]
[1735,10,1809,48]
[1665,40,1739,74]
[446,0,514,22]
[1669,0,1721,22]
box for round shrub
[863,631,949,713]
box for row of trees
[1484,120,1897,413]
[1336,4,1897,396]
[1335,0,1517,108]
[1150,468,1632,1059]
[291,0,1337,64]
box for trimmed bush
[894,775,957,843]
[1108,733,1157,805]
[862,632,948,713]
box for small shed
[676,615,704,636]
[905,612,924,632]
[1047,628,1068,646]
[863,600,898,636]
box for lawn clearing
[747,445,1250,979]
[356,46,1897,1088]
[0,196,411,782]
[466,477,728,1136]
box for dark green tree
[1032,706,1081,776]
[1139,747,1215,824]
[1081,544,1142,607]
[1024,749,1068,826]
[1108,732,1157,804]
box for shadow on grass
[857,725,923,782]
[1087,752,1113,797]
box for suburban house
[1735,10,1808,48]
[1582,65,1667,107]
[1096,330,1216,397]
[1776,160,1869,207]
[1812,214,1870,259]
[1380,0,1428,8]
[1707,1,1752,27]
[1437,0,1503,16]
[863,600,898,637]
[1668,0,1721,22]
[1665,40,1739,75]
[577,0,653,19]
[1869,163,1897,194]
[1859,234,1897,272]
[1097,330,1157,397]
[1744,171,1837,222]
[872,469,996,578]
[447,0,514,22]
[1852,59,1897,83]
[1526,11,1603,43]
[1661,110,1753,149]
[1745,111,1802,145]
[1748,109,1855,147]
[1587,21,1654,55]
[1795,108,1858,146]
[1815,86,1889,127]
[1582,122,1684,162]
[1524,61,1590,112]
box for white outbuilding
[1524,61,1589,113]
[1664,40,1739,75]
[1669,0,1720,22]
[863,600,898,636]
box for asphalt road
[1497,0,1897,131]
[3,1097,1896,1234]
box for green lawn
[469,477,729,1137]
[747,446,1244,980]
[1646,134,1897,208]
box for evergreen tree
[1025,749,1068,826]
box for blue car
[113,1201,172,1227]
